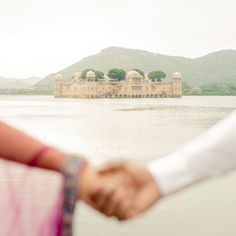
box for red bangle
[27,146,52,167]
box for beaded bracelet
[61,155,86,236]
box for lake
[0,95,236,236]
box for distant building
[54,71,182,98]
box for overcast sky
[0,0,236,78]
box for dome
[103,75,110,81]
[55,74,64,80]
[144,75,150,81]
[86,70,96,78]
[173,72,182,79]
[127,71,142,79]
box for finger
[98,161,127,174]
[116,197,134,220]
[100,180,136,219]
[100,189,123,217]
[91,186,115,214]
[110,188,135,220]
[97,181,129,217]
[118,201,142,220]
[123,210,137,220]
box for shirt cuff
[148,153,203,196]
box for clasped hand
[79,162,161,220]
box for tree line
[81,68,166,82]
[182,82,236,96]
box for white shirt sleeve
[148,110,236,196]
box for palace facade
[54,70,182,98]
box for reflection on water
[0,95,236,236]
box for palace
[54,71,182,98]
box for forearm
[149,110,236,196]
[0,122,66,171]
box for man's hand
[95,161,161,220]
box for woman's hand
[78,162,135,220]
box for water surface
[0,95,236,236]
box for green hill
[35,47,236,93]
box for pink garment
[0,159,63,236]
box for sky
[0,0,236,78]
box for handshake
[79,161,161,220]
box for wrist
[38,148,67,172]
[146,166,162,199]
[78,162,94,200]
[150,171,162,199]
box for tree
[133,69,145,77]
[95,70,104,80]
[182,82,191,94]
[108,68,126,81]
[200,83,219,92]
[189,86,202,95]
[148,70,166,82]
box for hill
[0,76,42,89]
[35,47,236,92]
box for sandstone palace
[54,71,182,98]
